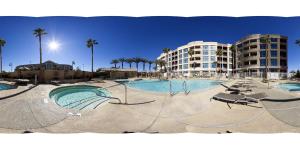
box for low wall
[1,70,92,83]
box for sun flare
[48,41,60,51]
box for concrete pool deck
[0,79,300,133]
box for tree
[260,35,271,82]
[86,38,98,76]
[133,57,142,71]
[140,58,148,71]
[33,28,47,82]
[118,58,126,69]
[148,60,153,72]
[0,38,6,73]
[230,45,236,75]
[125,58,134,69]
[216,49,223,75]
[188,49,196,75]
[111,59,120,68]
[163,48,171,78]
[72,61,75,69]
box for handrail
[182,80,190,95]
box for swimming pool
[0,83,14,91]
[49,85,111,110]
[119,79,222,93]
[277,83,300,91]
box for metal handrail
[182,80,190,95]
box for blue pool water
[278,83,300,91]
[0,83,14,91]
[49,85,111,110]
[121,79,222,93]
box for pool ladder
[169,80,190,96]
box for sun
[48,41,60,51]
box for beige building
[15,60,73,71]
[157,41,233,77]
[235,34,288,78]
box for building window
[211,63,216,68]
[195,51,200,54]
[179,65,182,69]
[179,59,182,64]
[260,59,266,66]
[203,50,209,55]
[210,45,217,50]
[271,44,278,49]
[183,58,188,63]
[210,50,216,55]
[280,59,287,66]
[195,57,201,60]
[203,45,209,50]
[260,44,266,49]
[203,63,209,68]
[271,38,278,42]
[183,64,188,69]
[210,56,215,61]
[280,51,287,57]
[271,59,277,66]
[203,56,209,62]
[183,53,188,58]
[179,50,182,54]
[260,51,266,57]
[184,48,188,52]
[271,51,277,57]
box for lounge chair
[211,92,267,104]
[50,80,61,86]
[220,83,252,93]
[14,79,30,86]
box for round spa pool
[49,85,111,110]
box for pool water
[49,85,111,110]
[0,83,14,91]
[121,79,222,93]
[278,83,300,91]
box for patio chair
[220,83,252,93]
[211,93,249,104]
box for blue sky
[0,16,300,72]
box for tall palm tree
[216,49,223,75]
[72,61,75,69]
[133,57,142,71]
[148,60,153,72]
[0,38,6,73]
[86,38,98,76]
[230,45,236,76]
[296,39,300,46]
[260,35,271,82]
[163,48,171,77]
[118,58,126,69]
[111,59,119,68]
[188,49,196,75]
[33,28,47,67]
[140,58,148,71]
[125,58,134,69]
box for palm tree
[118,58,126,69]
[148,60,153,72]
[230,45,236,76]
[111,59,119,68]
[140,58,148,71]
[125,58,134,69]
[188,49,196,76]
[133,57,142,71]
[72,61,75,69]
[296,39,300,46]
[260,35,271,82]
[0,38,6,73]
[33,28,47,67]
[216,49,223,75]
[86,38,98,76]
[163,48,171,78]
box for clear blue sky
[0,17,300,72]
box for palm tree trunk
[129,63,132,68]
[121,62,123,69]
[149,64,152,72]
[91,46,94,78]
[39,36,42,65]
[136,63,138,71]
[114,64,117,68]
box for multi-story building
[157,41,233,77]
[235,34,288,78]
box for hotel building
[235,34,288,78]
[156,34,288,78]
[157,41,233,77]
